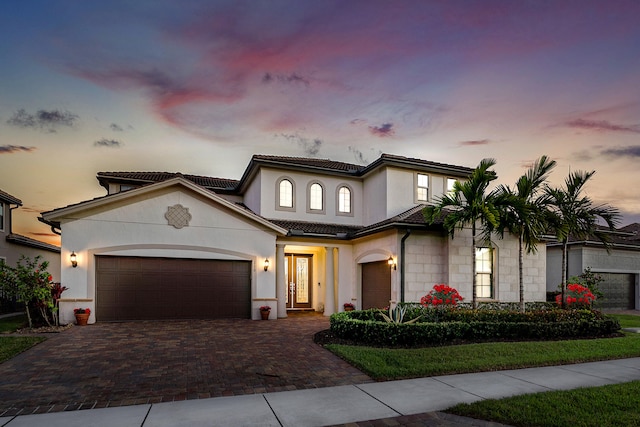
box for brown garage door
[598,273,636,310]
[96,256,251,321]
[362,260,391,309]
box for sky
[1,0,640,247]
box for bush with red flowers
[556,284,596,308]
[420,284,464,307]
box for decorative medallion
[165,204,192,229]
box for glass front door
[285,254,313,309]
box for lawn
[448,380,640,427]
[325,313,640,427]
[0,313,46,363]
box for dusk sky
[2,0,640,247]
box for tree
[423,158,500,308]
[545,170,620,308]
[495,156,556,312]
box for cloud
[348,146,380,164]
[0,145,36,154]
[110,123,124,132]
[262,72,310,87]
[94,138,122,148]
[601,145,640,158]
[30,232,59,238]
[369,123,394,137]
[565,119,640,134]
[459,139,490,146]
[279,133,322,156]
[6,109,78,132]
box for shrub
[556,284,596,308]
[420,284,463,307]
[329,308,620,347]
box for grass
[448,381,640,427]
[0,313,28,333]
[0,313,46,363]
[326,313,640,426]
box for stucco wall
[56,186,280,323]
[257,168,364,225]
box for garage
[96,256,251,321]
[597,272,636,310]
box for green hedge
[329,308,621,347]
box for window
[338,186,351,213]
[0,201,4,232]
[309,182,323,211]
[447,178,457,195]
[475,247,494,298]
[416,173,429,201]
[278,179,294,208]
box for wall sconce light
[70,251,78,268]
[263,258,270,271]
[387,256,396,270]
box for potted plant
[74,308,91,326]
[259,305,271,320]
[343,302,355,311]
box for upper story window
[277,177,295,211]
[416,173,429,202]
[0,201,4,232]
[308,182,324,212]
[338,186,351,213]
[475,247,494,299]
[447,178,457,195]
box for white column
[324,246,336,316]
[276,244,287,318]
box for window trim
[306,181,326,214]
[0,201,4,232]
[336,184,354,217]
[275,176,296,212]
[475,246,494,299]
[415,173,429,203]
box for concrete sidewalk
[2,357,639,427]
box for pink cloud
[369,123,394,137]
[565,119,640,134]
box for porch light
[387,256,396,270]
[70,251,78,268]
[263,258,270,271]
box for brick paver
[0,312,372,416]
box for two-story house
[1,189,60,312]
[40,154,547,323]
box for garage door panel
[598,273,635,310]
[96,256,251,321]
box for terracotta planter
[75,313,89,326]
[260,310,270,320]
[344,306,354,311]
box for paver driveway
[0,312,372,416]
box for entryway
[285,254,313,309]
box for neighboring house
[40,154,547,323]
[546,223,640,310]
[0,189,61,312]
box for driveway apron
[0,312,372,416]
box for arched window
[309,182,323,211]
[338,186,351,213]
[279,179,293,208]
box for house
[40,154,547,323]
[0,189,61,312]
[546,223,640,310]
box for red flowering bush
[556,284,596,308]
[420,284,464,307]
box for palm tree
[545,170,620,307]
[423,158,500,308]
[495,156,557,312]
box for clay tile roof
[267,219,363,237]
[0,189,22,205]
[97,172,238,189]
[251,155,364,173]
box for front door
[285,254,312,309]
